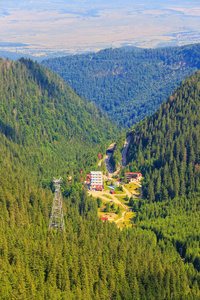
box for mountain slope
[126,70,200,201]
[1,58,200,298]
[0,57,120,182]
[42,43,200,127]
[122,70,200,272]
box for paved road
[98,143,116,178]
[121,136,132,168]
[103,136,132,177]
[104,152,114,177]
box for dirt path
[89,190,127,210]
[129,182,143,199]
[122,185,132,198]
[115,210,126,224]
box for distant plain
[1,0,200,57]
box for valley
[1,45,200,298]
[43,43,200,127]
[89,137,142,227]
[88,136,142,229]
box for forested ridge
[119,70,200,278]
[42,43,200,127]
[1,57,200,298]
[126,71,200,201]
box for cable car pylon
[49,177,65,231]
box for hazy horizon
[1,0,200,57]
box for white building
[90,171,103,191]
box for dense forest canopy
[0,57,121,183]
[42,43,200,127]
[112,70,200,280]
[126,70,200,202]
[1,57,200,298]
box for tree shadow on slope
[0,119,16,142]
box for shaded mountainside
[42,43,200,127]
[1,58,200,299]
[0,57,120,182]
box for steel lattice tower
[49,177,65,231]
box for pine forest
[1,47,200,299]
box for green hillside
[0,57,120,183]
[122,70,200,273]
[126,71,200,201]
[1,57,200,298]
[42,43,200,127]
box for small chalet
[125,172,142,182]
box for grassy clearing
[104,180,124,194]
[98,211,119,221]
[104,183,110,191]
[97,200,124,222]
[97,198,122,216]
[124,211,136,222]
[118,212,136,229]
[125,182,140,195]
[114,187,125,194]
[96,197,135,227]
[115,195,125,201]
[115,195,130,206]
[102,194,113,199]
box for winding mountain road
[121,136,132,168]
[104,152,114,177]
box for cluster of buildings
[85,171,142,191]
[125,172,142,182]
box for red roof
[126,172,142,178]
[126,172,142,176]
[96,185,102,191]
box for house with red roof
[125,172,142,182]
